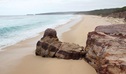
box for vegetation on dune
[85,6,126,16]
[115,6,126,12]
[84,6,126,21]
[36,6,126,20]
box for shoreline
[0,15,81,51]
[0,15,125,74]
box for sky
[0,0,126,15]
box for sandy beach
[0,15,125,74]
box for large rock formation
[85,24,126,74]
[35,25,126,74]
[35,28,85,60]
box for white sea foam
[0,15,80,50]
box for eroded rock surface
[85,24,126,74]
[35,25,126,74]
[35,28,85,60]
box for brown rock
[124,18,126,21]
[42,28,58,39]
[35,28,59,57]
[35,28,85,59]
[85,24,126,74]
[47,41,62,57]
[55,42,85,59]
[95,24,126,38]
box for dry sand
[62,15,125,46]
[0,15,125,74]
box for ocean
[0,15,79,50]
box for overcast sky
[0,0,126,15]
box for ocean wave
[0,15,75,50]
